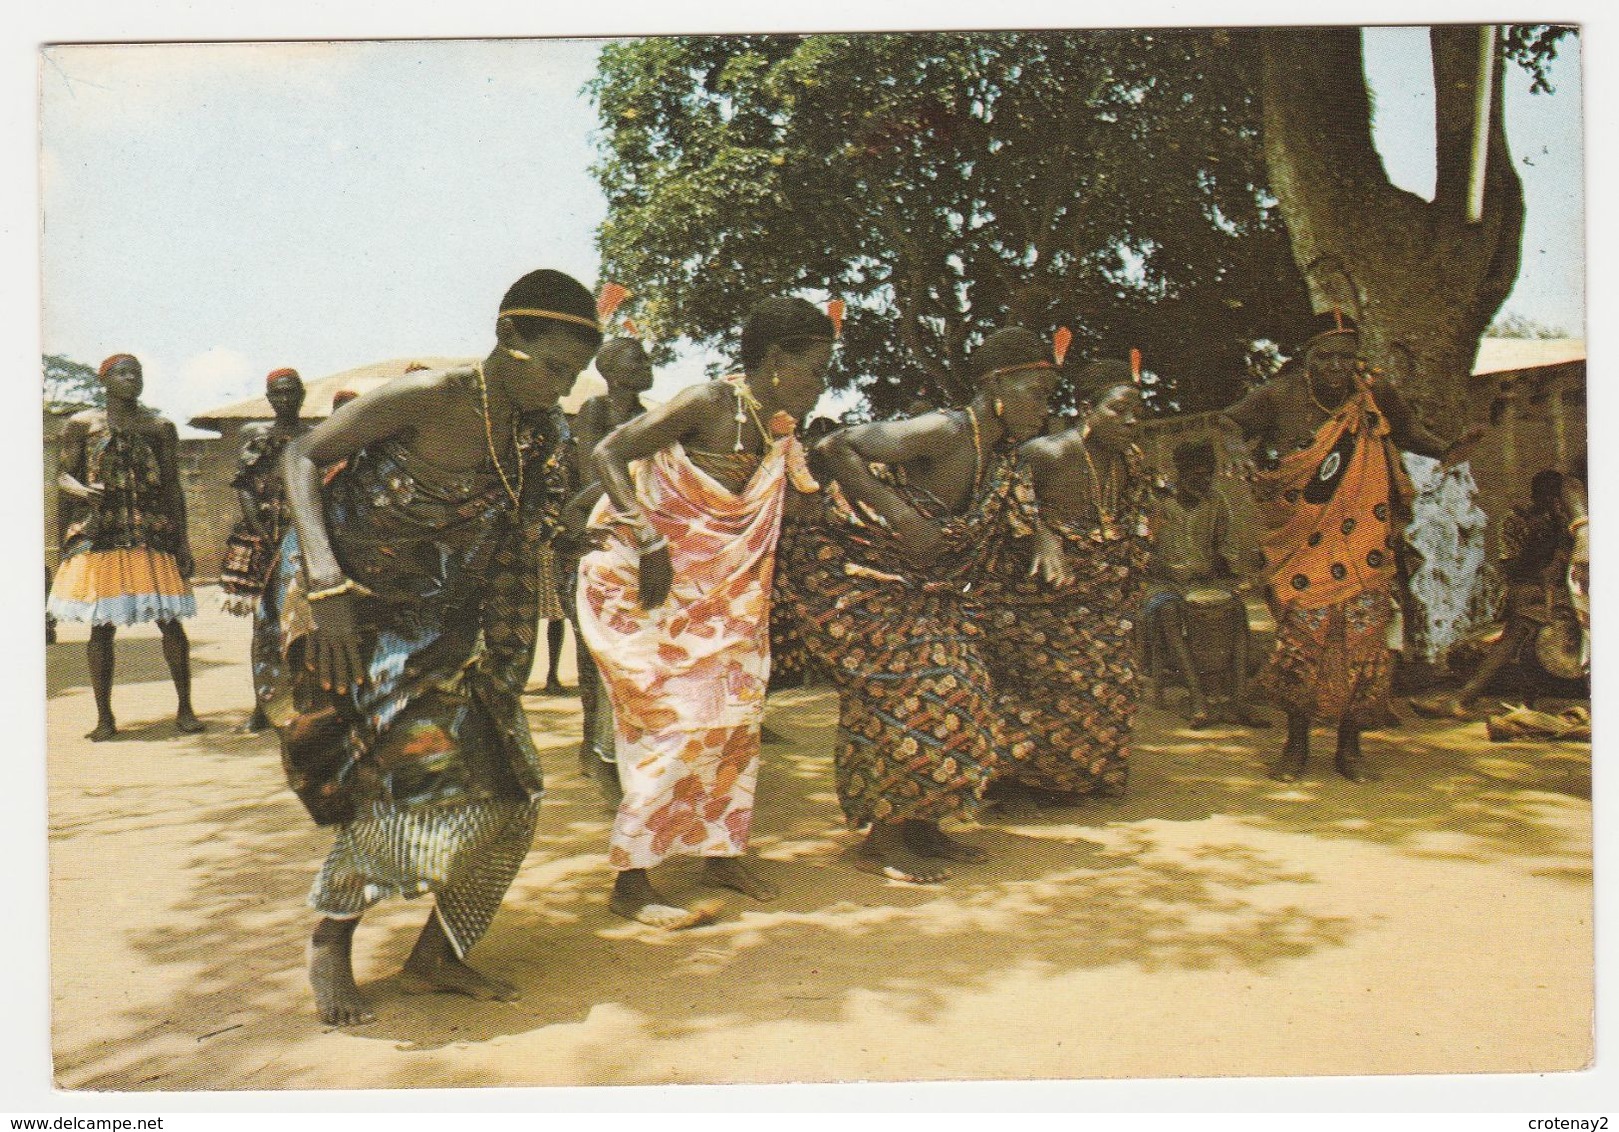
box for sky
[37,27,1587,434]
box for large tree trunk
[1258,26,1524,428]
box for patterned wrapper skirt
[978,589,1138,798]
[1255,587,1396,727]
[975,521,1147,799]
[535,541,567,622]
[780,526,1000,828]
[47,547,196,626]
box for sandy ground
[42,589,1592,1091]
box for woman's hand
[70,480,108,506]
[308,591,366,694]
[895,513,947,568]
[1029,524,1072,587]
[1221,444,1256,481]
[636,544,673,610]
[1568,522,1590,617]
[561,483,604,538]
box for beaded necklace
[1079,430,1123,540]
[475,362,523,509]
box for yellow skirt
[48,547,196,626]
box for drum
[1182,586,1243,690]
[1535,616,1588,681]
[1184,586,1240,610]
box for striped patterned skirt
[308,796,540,958]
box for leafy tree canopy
[589,30,1315,419]
[1501,24,1576,94]
[43,354,103,413]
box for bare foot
[609,869,720,929]
[176,710,206,734]
[902,820,989,863]
[541,679,567,696]
[702,857,778,901]
[608,894,722,929]
[309,938,375,1026]
[243,708,270,734]
[86,720,117,742]
[400,954,519,1001]
[854,827,951,884]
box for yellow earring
[993,397,1004,418]
[772,369,782,387]
[504,347,532,362]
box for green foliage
[589,30,1314,418]
[1502,24,1576,95]
[43,354,102,412]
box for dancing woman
[49,354,202,740]
[577,297,832,928]
[220,367,310,731]
[779,328,1061,883]
[978,360,1152,806]
[258,268,599,1025]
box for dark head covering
[498,269,603,348]
[967,327,1054,387]
[1297,310,1360,355]
[739,297,835,370]
[1074,358,1136,403]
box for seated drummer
[1142,440,1265,728]
[1412,468,1588,718]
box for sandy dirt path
[43,590,1591,1090]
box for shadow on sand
[52,686,1588,1089]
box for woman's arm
[571,397,610,482]
[283,377,438,592]
[1214,383,1272,478]
[591,382,728,609]
[817,413,956,565]
[1374,381,1485,465]
[280,376,441,693]
[1563,476,1589,600]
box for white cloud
[176,347,254,407]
